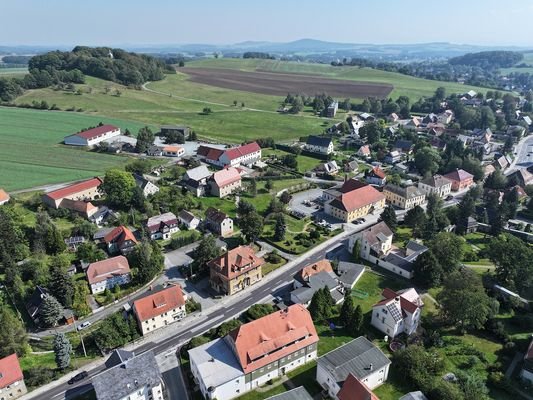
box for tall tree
[132,241,164,284]
[135,126,155,153]
[39,295,63,327]
[404,205,426,236]
[308,289,326,321]
[53,332,72,370]
[273,213,286,241]
[340,293,355,328]
[193,235,220,273]
[351,239,361,262]
[241,211,263,243]
[102,169,136,208]
[379,205,397,233]
[348,305,363,336]
[438,269,491,332]
[427,232,464,273]
[412,250,443,288]
[0,308,28,357]
[49,263,74,308]
[414,147,441,176]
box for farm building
[197,142,262,167]
[0,188,10,205]
[64,124,121,147]
[42,177,103,209]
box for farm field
[0,107,148,191]
[181,67,393,98]
[186,58,488,100]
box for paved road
[507,134,533,175]
[24,227,359,400]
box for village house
[58,198,99,219]
[316,336,390,399]
[404,117,421,130]
[209,167,242,198]
[343,160,359,173]
[400,392,428,400]
[383,184,426,210]
[64,124,121,147]
[387,112,399,123]
[205,207,234,237]
[147,146,164,157]
[305,135,334,155]
[189,305,318,400]
[393,140,414,155]
[359,113,375,122]
[162,145,185,157]
[338,373,380,400]
[182,165,212,197]
[93,350,163,400]
[197,142,262,167]
[24,286,49,324]
[290,260,365,306]
[357,145,371,158]
[520,338,533,384]
[365,166,387,186]
[417,174,452,198]
[86,255,131,294]
[146,212,179,240]
[443,168,475,191]
[0,188,10,205]
[349,222,427,279]
[42,177,103,209]
[315,160,339,176]
[267,387,314,400]
[384,150,401,164]
[323,179,386,223]
[134,174,160,197]
[0,353,27,400]
[209,245,265,296]
[178,210,201,230]
[132,284,187,335]
[371,288,424,338]
[327,101,338,117]
[104,225,138,255]
[509,168,533,187]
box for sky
[3,0,533,47]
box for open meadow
[0,107,148,190]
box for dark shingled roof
[317,336,390,384]
[306,135,332,147]
[266,387,314,400]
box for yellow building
[383,184,426,210]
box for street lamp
[73,319,88,358]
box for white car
[77,321,91,331]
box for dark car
[445,195,454,201]
[68,371,88,385]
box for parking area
[288,188,323,216]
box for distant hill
[449,50,524,68]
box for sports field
[0,107,148,191]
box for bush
[185,297,202,313]
[24,367,56,388]
[488,371,510,390]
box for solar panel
[387,303,403,322]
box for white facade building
[64,124,121,147]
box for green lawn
[262,258,287,275]
[263,148,323,173]
[187,58,490,100]
[0,107,149,190]
[392,226,413,247]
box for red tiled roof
[0,189,10,203]
[340,178,368,193]
[338,373,380,400]
[86,255,131,285]
[330,184,385,212]
[373,288,422,314]
[209,245,265,281]
[0,353,23,389]
[358,145,370,155]
[443,168,474,182]
[295,260,333,283]
[211,167,241,187]
[370,167,386,179]
[133,284,186,322]
[60,199,97,216]
[70,124,119,140]
[228,304,318,374]
[197,145,225,161]
[104,226,138,247]
[224,142,261,161]
[44,177,103,201]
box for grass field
[186,58,488,100]
[0,107,148,190]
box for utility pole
[73,319,87,358]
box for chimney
[395,297,400,302]
[369,363,374,371]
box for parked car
[445,195,453,201]
[77,321,91,331]
[68,371,89,385]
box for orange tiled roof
[44,177,102,201]
[0,189,10,203]
[0,353,23,389]
[228,304,318,374]
[86,255,131,285]
[133,284,186,322]
[338,373,380,400]
[295,259,333,283]
[104,226,138,247]
[330,184,385,212]
[212,167,241,187]
[209,245,264,281]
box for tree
[427,232,464,273]
[266,197,284,215]
[241,211,263,243]
[404,205,426,235]
[102,168,136,208]
[394,345,444,391]
[457,371,490,400]
[379,205,397,233]
[0,308,28,357]
[248,179,257,196]
[484,170,507,190]
[76,242,106,262]
[49,263,74,307]
[308,289,327,321]
[414,147,441,176]
[348,305,363,336]
[0,208,29,265]
[237,199,256,218]
[412,250,443,288]
[216,319,242,337]
[265,179,274,191]
[246,304,275,321]
[53,332,72,370]
[279,191,291,204]
[340,293,355,328]
[132,241,164,284]
[193,235,220,273]
[351,239,361,262]
[39,295,63,327]
[282,154,298,170]
[273,213,286,241]
[135,126,154,153]
[72,281,91,317]
[438,269,491,331]
[359,122,383,144]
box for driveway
[289,188,323,216]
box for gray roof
[317,336,390,384]
[93,351,162,400]
[306,135,332,147]
[185,165,212,182]
[188,337,243,389]
[291,271,340,304]
[384,184,424,199]
[384,252,414,272]
[336,262,365,288]
[266,387,314,400]
[104,349,134,368]
[399,391,428,400]
[405,240,428,256]
[178,209,198,224]
[419,174,452,189]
